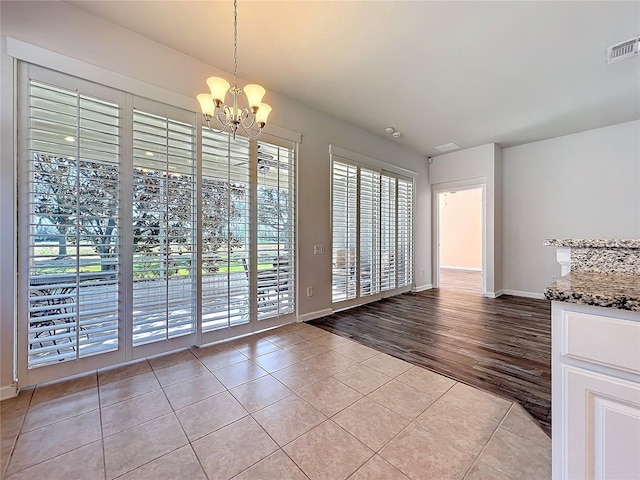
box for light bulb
[197,94,216,116]
[206,77,230,103]
[243,84,266,110]
[255,103,272,125]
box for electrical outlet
[306,286,313,297]
[313,245,325,255]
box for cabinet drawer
[563,310,640,374]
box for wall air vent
[607,37,640,64]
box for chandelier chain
[233,0,238,88]
[197,0,270,139]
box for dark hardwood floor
[309,286,552,435]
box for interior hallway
[439,269,483,295]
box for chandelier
[197,0,271,139]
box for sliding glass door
[331,156,414,309]
[18,63,296,385]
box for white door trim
[432,180,486,295]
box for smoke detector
[607,36,640,64]
[384,127,403,138]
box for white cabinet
[552,302,640,480]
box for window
[331,157,414,305]
[331,161,358,302]
[201,129,251,331]
[26,80,120,367]
[397,177,414,288]
[19,64,297,378]
[132,109,197,346]
[256,139,296,319]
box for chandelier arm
[242,123,264,140]
[217,106,232,125]
[203,114,232,135]
[240,111,256,130]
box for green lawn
[32,242,287,275]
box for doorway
[436,187,484,295]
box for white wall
[0,1,430,394]
[502,120,640,296]
[429,143,503,296]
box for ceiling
[69,1,640,157]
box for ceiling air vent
[607,37,640,64]
[434,143,460,153]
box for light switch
[313,244,325,255]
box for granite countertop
[544,239,640,249]
[544,272,640,311]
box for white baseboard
[484,290,504,298]
[298,308,333,323]
[413,284,433,292]
[440,266,482,272]
[0,384,18,401]
[502,289,546,300]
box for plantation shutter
[201,129,251,331]
[331,161,358,302]
[359,167,380,297]
[380,175,397,291]
[397,177,414,288]
[19,64,300,385]
[331,152,414,306]
[27,80,120,368]
[132,109,196,346]
[256,139,296,320]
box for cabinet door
[562,366,640,480]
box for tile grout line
[4,376,99,478]
[4,326,521,480]
[97,369,108,480]
[107,357,204,479]
[1,388,34,479]
[460,402,516,480]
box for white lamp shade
[206,77,230,103]
[197,94,216,116]
[255,103,272,124]
[243,84,266,109]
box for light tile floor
[1,323,551,480]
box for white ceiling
[69,1,640,156]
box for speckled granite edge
[544,272,640,312]
[571,248,640,275]
[544,239,640,248]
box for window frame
[17,62,298,385]
[330,146,415,309]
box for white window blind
[332,161,358,302]
[201,129,251,331]
[19,64,298,381]
[380,175,397,292]
[331,158,414,305]
[132,110,196,346]
[397,178,414,288]
[256,139,296,320]
[359,167,380,297]
[27,80,120,367]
